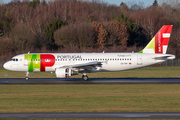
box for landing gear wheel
[82,75,88,81]
[25,77,29,81]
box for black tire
[82,75,88,81]
[25,77,29,81]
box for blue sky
[105,0,156,7]
[2,0,156,7]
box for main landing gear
[82,73,88,81]
[26,72,29,80]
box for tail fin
[139,25,173,54]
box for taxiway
[0,78,180,84]
[1,112,180,119]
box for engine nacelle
[55,68,78,78]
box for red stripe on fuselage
[40,54,55,71]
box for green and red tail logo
[25,54,55,72]
[139,25,173,54]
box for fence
[0,59,180,68]
[160,59,180,66]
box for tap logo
[57,55,82,59]
[25,54,55,72]
[158,31,161,52]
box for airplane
[3,25,175,80]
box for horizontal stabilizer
[153,55,175,60]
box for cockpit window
[10,58,18,61]
[10,59,15,61]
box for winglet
[139,25,173,54]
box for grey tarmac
[1,112,180,119]
[0,78,180,84]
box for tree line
[0,0,180,61]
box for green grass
[1,84,180,113]
[1,66,180,78]
[0,67,180,114]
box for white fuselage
[3,53,175,72]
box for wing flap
[62,61,102,68]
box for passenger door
[137,55,142,65]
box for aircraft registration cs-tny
[3,25,175,80]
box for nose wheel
[26,77,29,80]
[26,72,29,80]
[82,74,88,81]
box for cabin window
[10,58,18,61]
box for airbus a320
[3,25,175,80]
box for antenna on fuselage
[103,51,105,53]
[28,51,30,54]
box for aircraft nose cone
[3,62,9,70]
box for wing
[61,61,107,72]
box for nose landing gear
[25,72,29,80]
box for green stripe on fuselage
[25,54,40,72]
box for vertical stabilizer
[139,25,173,54]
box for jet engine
[55,68,78,78]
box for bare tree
[54,22,96,50]
[0,37,13,56]
[110,21,129,48]
[0,0,4,5]
[159,0,180,8]
[92,21,108,48]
